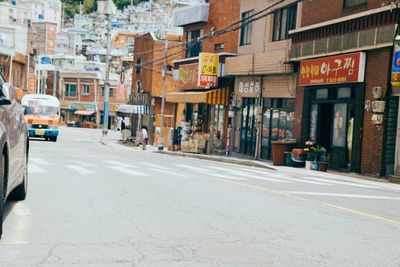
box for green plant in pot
[315,146,328,171]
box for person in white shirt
[141,127,148,150]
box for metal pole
[101,13,112,143]
[158,6,171,150]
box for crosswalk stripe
[29,163,46,173]
[174,164,214,173]
[297,176,379,189]
[135,162,172,170]
[66,165,94,175]
[103,160,138,168]
[107,166,148,176]
[278,176,330,185]
[208,173,248,180]
[205,166,291,183]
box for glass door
[240,98,257,156]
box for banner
[178,63,202,90]
[299,52,366,86]
[198,53,219,88]
[392,42,400,87]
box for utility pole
[98,0,115,144]
[158,3,173,150]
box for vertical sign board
[392,42,400,87]
[299,52,366,86]
[28,74,36,94]
[198,53,219,88]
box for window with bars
[272,4,297,41]
[240,11,253,46]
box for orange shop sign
[178,63,202,90]
[299,52,366,87]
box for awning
[167,88,229,105]
[116,104,149,115]
[74,110,96,116]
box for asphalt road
[1,127,400,266]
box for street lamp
[97,0,116,144]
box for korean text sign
[299,52,366,86]
[198,53,219,88]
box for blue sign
[393,49,400,73]
[40,56,52,64]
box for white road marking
[28,163,46,173]
[293,176,379,189]
[70,160,97,167]
[208,173,248,181]
[66,165,95,175]
[103,160,138,168]
[278,176,330,185]
[285,191,400,200]
[174,164,214,173]
[107,166,148,176]
[205,166,291,183]
[135,162,172,170]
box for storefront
[167,88,230,153]
[234,75,296,158]
[298,52,366,171]
[61,102,97,127]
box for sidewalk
[156,150,399,185]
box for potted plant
[315,146,328,172]
[271,138,297,166]
[303,141,316,170]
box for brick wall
[202,0,240,53]
[301,0,383,27]
[360,48,391,176]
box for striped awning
[167,88,229,106]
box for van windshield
[24,105,59,117]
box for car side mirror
[0,83,15,106]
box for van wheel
[52,137,57,142]
[9,152,28,201]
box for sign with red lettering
[198,53,219,88]
[299,52,366,86]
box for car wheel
[52,137,57,142]
[8,152,28,201]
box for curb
[155,151,276,171]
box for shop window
[337,87,352,98]
[65,84,77,97]
[273,4,297,41]
[186,29,202,58]
[83,85,90,95]
[344,0,367,8]
[240,11,253,46]
[316,88,329,99]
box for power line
[133,0,288,59]
[137,0,298,68]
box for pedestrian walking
[141,127,148,150]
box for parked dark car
[0,74,29,239]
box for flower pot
[271,141,296,166]
[305,160,312,170]
[311,161,319,170]
[318,162,328,172]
